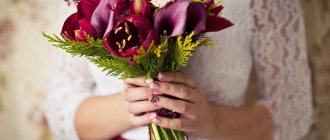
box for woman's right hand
[123,77,161,127]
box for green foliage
[42,32,110,58]
[43,32,211,80]
[170,32,201,67]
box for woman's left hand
[147,71,217,138]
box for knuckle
[143,87,151,96]
[179,102,188,113]
[180,87,189,97]
[163,83,171,91]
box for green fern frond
[173,32,200,67]
[42,32,110,58]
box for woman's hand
[123,77,161,126]
[123,72,217,138]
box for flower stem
[151,123,161,140]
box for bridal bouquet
[43,0,232,139]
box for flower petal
[79,0,99,21]
[142,29,159,49]
[91,0,116,37]
[104,32,121,57]
[121,46,140,57]
[126,15,152,31]
[154,0,190,37]
[79,18,97,38]
[186,2,206,34]
[61,13,80,39]
[74,29,86,42]
[204,16,233,32]
[133,0,151,17]
[209,5,223,16]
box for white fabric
[45,0,313,140]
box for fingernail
[149,95,160,102]
[153,90,162,95]
[145,79,153,84]
[152,117,162,124]
[158,73,165,80]
[148,113,157,120]
[150,82,160,89]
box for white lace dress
[44,0,313,140]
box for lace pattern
[251,0,313,139]
[45,49,95,140]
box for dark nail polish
[150,95,160,102]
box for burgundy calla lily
[61,0,99,41]
[91,0,117,37]
[104,15,158,58]
[154,0,206,37]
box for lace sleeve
[250,0,313,139]
[45,49,95,140]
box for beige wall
[0,0,58,139]
[0,0,329,140]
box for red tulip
[133,0,151,17]
[91,0,151,38]
[104,15,158,58]
[61,0,99,41]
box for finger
[124,77,149,87]
[158,71,197,88]
[149,95,195,118]
[130,112,155,126]
[123,87,152,102]
[149,115,194,132]
[127,100,161,114]
[150,82,198,102]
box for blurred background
[0,0,329,140]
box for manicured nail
[148,113,157,120]
[158,73,165,80]
[153,90,162,95]
[145,79,153,84]
[152,117,162,124]
[150,82,160,89]
[149,95,160,102]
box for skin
[123,71,275,140]
[75,71,274,139]
[75,93,133,139]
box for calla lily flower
[154,0,206,37]
[61,0,99,41]
[91,0,117,37]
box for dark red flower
[91,0,151,38]
[204,1,233,32]
[154,0,206,37]
[61,0,99,41]
[104,15,158,58]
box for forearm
[209,104,274,140]
[75,92,133,139]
